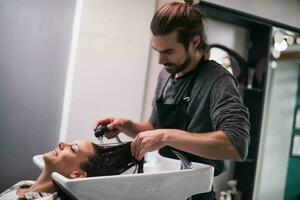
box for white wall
[0,0,76,191]
[61,0,157,142]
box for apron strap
[183,57,208,102]
[158,57,208,102]
[158,76,171,100]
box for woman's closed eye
[70,144,79,153]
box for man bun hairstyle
[184,0,194,6]
[150,1,209,59]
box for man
[94,1,250,199]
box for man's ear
[70,171,87,179]
[191,35,201,49]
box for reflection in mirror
[209,47,234,74]
[209,44,249,87]
[271,27,300,62]
[253,26,300,200]
[272,28,300,200]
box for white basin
[33,152,214,200]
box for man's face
[43,140,94,178]
[152,31,191,76]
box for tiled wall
[61,0,157,142]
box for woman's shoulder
[21,191,59,200]
[11,180,35,189]
[0,180,35,197]
[0,180,59,200]
[36,192,60,200]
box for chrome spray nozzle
[94,125,123,144]
[94,125,109,138]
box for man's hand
[131,129,171,160]
[131,128,242,161]
[94,117,135,138]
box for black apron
[155,59,218,200]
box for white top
[0,181,60,200]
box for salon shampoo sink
[33,152,214,200]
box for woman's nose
[58,142,67,150]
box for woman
[0,140,143,200]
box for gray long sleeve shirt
[149,60,250,160]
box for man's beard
[164,52,192,76]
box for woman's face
[43,140,94,178]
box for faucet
[171,150,192,169]
[172,150,192,200]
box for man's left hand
[131,129,170,160]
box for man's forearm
[163,129,241,161]
[127,121,154,138]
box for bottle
[227,180,242,200]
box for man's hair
[150,1,209,58]
[80,142,143,177]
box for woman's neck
[33,169,56,192]
[17,168,56,196]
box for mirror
[209,44,249,87]
[253,27,300,200]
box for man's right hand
[94,117,137,139]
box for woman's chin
[43,152,55,165]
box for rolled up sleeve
[210,74,250,160]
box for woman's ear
[70,171,87,179]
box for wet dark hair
[150,0,209,58]
[80,142,144,177]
